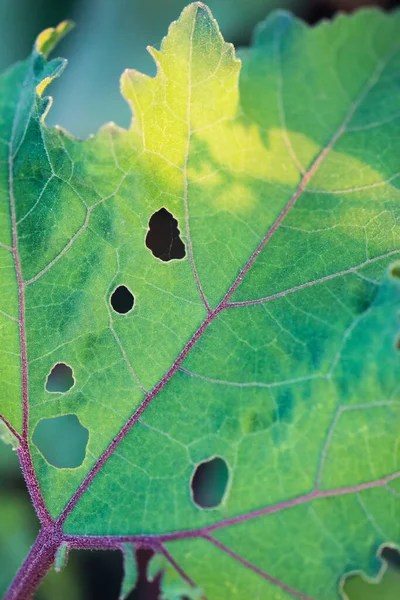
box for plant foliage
[1,3,400,599]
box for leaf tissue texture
[1,3,400,599]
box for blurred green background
[1,0,400,598]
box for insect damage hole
[32,414,89,468]
[381,545,400,568]
[342,545,400,600]
[110,285,135,314]
[46,362,74,393]
[390,263,400,279]
[191,457,229,509]
[145,207,186,262]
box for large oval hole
[145,208,186,262]
[191,457,229,509]
[46,363,74,393]
[32,415,89,469]
[110,285,135,314]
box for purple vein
[110,324,148,394]
[182,5,211,314]
[54,50,379,528]
[63,469,400,547]
[64,535,207,598]
[17,445,53,525]
[178,366,321,388]
[8,103,52,525]
[203,535,316,600]
[5,28,396,600]
[0,240,13,251]
[275,21,305,176]
[24,208,91,286]
[159,543,205,595]
[225,249,400,308]
[0,413,23,444]
[8,146,28,440]
[0,308,19,321]
[56,306,223,525]
[4,527,62,600]
[219,60,386,308]
[202,470,400,532]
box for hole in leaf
[130,548,162,599]
[342,545,400,600]
[76,549,124,599]
[390,263,400,279]
[305,1,335,25]
[145,208,186,262]
[110,285,135,314]
[45,363,74,393]
[191,457,229,509]
[381,545,400,569]
[32,415,89,468]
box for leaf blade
[1,4,400,599]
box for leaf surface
[1,4,400,599]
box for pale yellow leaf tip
[35,21,73,98]
[120,2,237,132]
[35,20,74,59]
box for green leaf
[0,444,82,598]
[54,542,69,572]
[1,3,400,599]
[119,543,138,600]
[44,0,303,138]
[149,551,204,600]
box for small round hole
[46,363,74,393]
[110,285,135,314]
[191,457,229,509]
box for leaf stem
[4,528,61,600]
[17,442,53,526]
